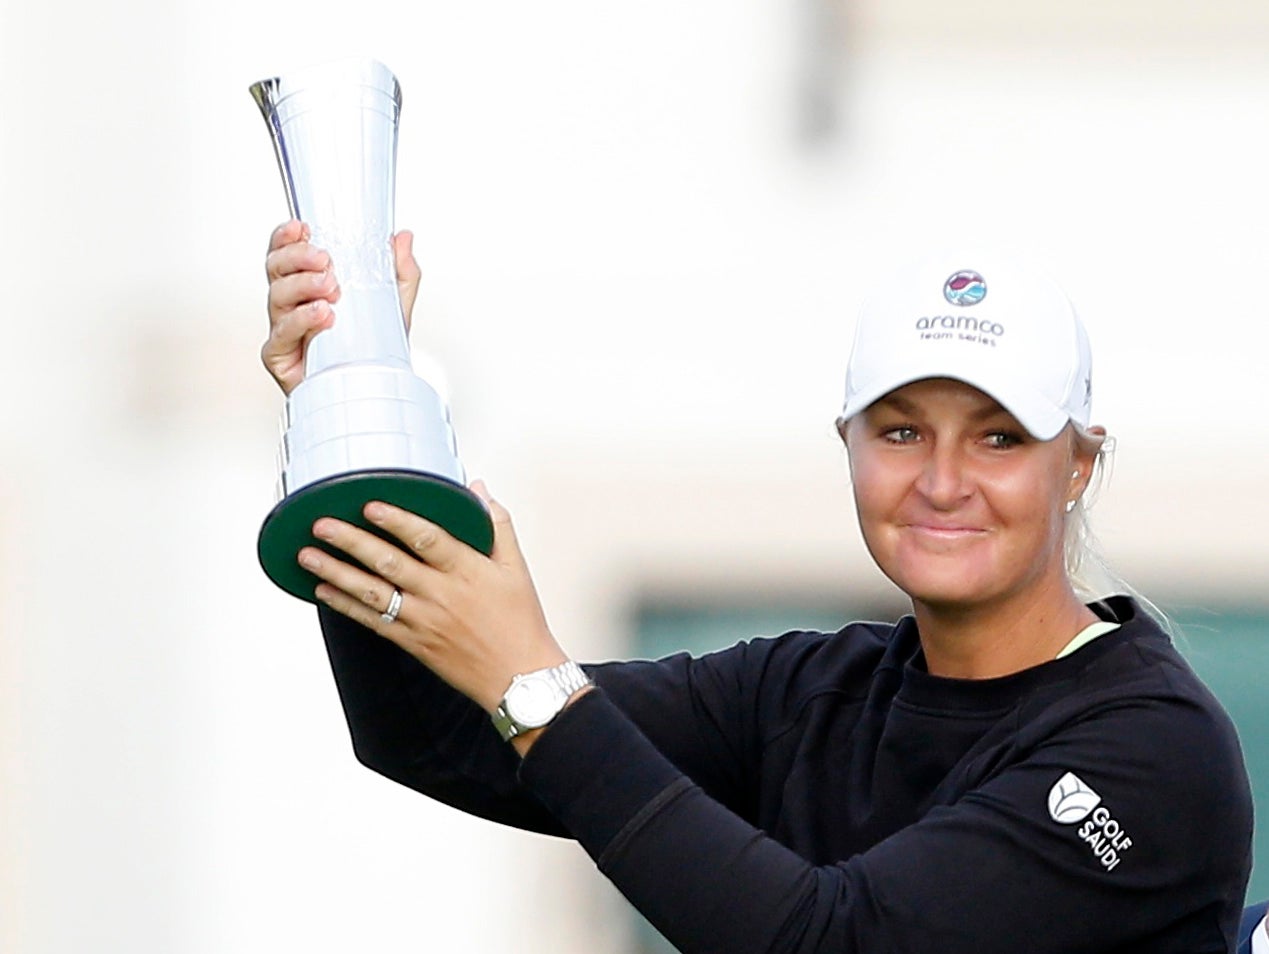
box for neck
[913,579,1098,680]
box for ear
[837,417,857,482]
[1068,425,1106,501]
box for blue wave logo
[943,270,987,307]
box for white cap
[840,252,1094,441]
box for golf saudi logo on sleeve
[1048,771,1102,824]
[1048,771,1135,871]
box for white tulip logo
[1048,771,1102,824]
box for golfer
[263,221,1253,953]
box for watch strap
[550,659,592,697]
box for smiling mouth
[904,524,988,540]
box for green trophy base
[258,469,495,602]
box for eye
[882,425,920,444]
[982,430,1026,449]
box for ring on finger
[380,588,403,624]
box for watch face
[505,674,563,728]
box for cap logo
[943,270,987,307]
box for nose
[914,443,973,510]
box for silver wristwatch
[491,661,593,742]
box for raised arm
[316,601,779,835]
[263,219,766,832]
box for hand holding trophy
[251,58,493,601]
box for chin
[899,581,999,611]
[884,555,1003,609]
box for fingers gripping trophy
[251,58,493,600]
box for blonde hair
[1064,433,1117,601]
[1064,434,1173,633]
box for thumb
[471,479,524,568]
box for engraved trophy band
[251,58,492,601]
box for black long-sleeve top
[317,596,1253,953]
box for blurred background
[2,0,1268,950]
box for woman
[264,222,1253,953]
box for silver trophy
[251,58,492,601]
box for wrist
[492,660,593,749]
[510,684,594,757]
